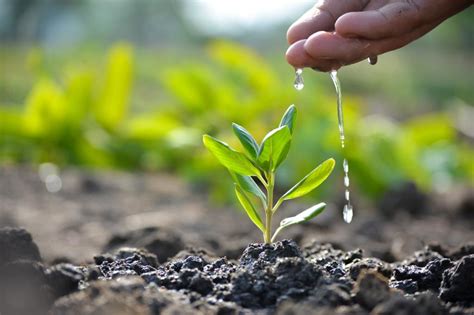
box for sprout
[203,105,335,243]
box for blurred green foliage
[0,41,472,204]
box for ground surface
[0,166,473,314]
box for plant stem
[272,198,283,214]
[264,171,274,243]
[256,173,268,187]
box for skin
[286,0,473,72]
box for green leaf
[271,203,326,242]
[230,171,266,206]
[95,44,133,132]
[203,135,260,176]
[279,105,297,134]
[280,158,335,201]
[235,185,265,232]
[232,123,259,159]
[257,126,291,171]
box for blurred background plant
[0,0,473,206]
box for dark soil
[2,228,474,315]
[1,166,474,314]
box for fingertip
[287,37,342,72]
[334,12,359,37]
[286,23,296,45]
[303,31,337,59]
[285,39,316,68]
[286,21,307,44]
[304,30,372,67]
[287,7,336,44]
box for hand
[286,0,472,72]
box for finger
[287,0,370,44]
[365,17,444,54]
[304,31,371,63]
[335,2,422,39]
[286,39,320,68]
[304,18,443,67]
[286,39,342,71]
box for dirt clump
[0,227,42,265]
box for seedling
[203,105,335,243]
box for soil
[0,166,473,315]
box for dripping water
[342,159,353,223]
[294,68,304,90]
[330,70,345,148]
[329,70,353,223]
[368,55,378,65]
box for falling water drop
[344,175,350,187]
[368,55,378,65]
[294,68,304,90]
[343,204,353,223]
[343,158,349,173]
[342,158,352,223]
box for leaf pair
[232,105,297,172]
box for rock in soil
[439,254,474,303]
[45,263,89,299]
[0,227,42,266]
[391,258,453,293]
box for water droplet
[345,189,350,201]
[343,159,349,173]
[294,68,304,90]
[368,55,378,65]
[343,204,353,223]
[344,175,350,187]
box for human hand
[286,0,472,72]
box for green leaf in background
[280,158,335,201]
[94,43,133,132]
[235,185,265,232]
[203,135,260,176]
[257,126,291,171]
[279,105,297,134]
[230,171,266,205]
[23,79,66,137]
[271,203,326,242]
[232,123,259,159]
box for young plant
[203,105,335,243]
